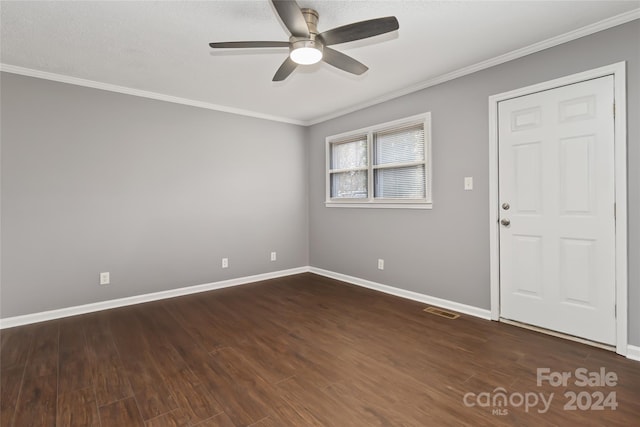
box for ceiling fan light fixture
[290,39,323,65]
[290,47,322,64]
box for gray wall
[308,21,640,345]
[1,73,308,317]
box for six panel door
[498,76,616,345]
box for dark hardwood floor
[1,273,638,426]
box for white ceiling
[1,1,639,125]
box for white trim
[3,263,634,360]
[0,265,493,329]
[325,112,432,208]
[0,64,305,126]
[308,9,640,125]
[488,62,628,356]
[325,202,432,210]
[2,10,637,127]
[627,345,640,362]
[612,64,629,359]
[309,267,492,320]
[0,267,308,329]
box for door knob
[500,218,511,226]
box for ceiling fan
[209,0,399,81]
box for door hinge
[613,103,616,118]
[614,202,616,220]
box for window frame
[325,112,432,209]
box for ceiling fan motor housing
[288,8,324,63]
[301,8,320,35]
[290,38,323,53]
[289,8,323,52]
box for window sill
[325,201,433,210]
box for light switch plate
[464,176,473,190]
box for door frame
[488,62,628,356]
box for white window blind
[374,124,426,199]
[325,113,432,209]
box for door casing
[488,62,628,356]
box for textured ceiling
[1,1,639,124]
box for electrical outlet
[99,272,110,285]
[270,252,277,261]
[377,259,384,270]
[222,258,229,268]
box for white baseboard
[4,265,636,362]
[627,345,640,362]
[309,267,492,320]
[0,266,492,329]
[0,267,309,329]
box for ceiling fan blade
[273,57,298,81]
[271,0,309,38]
[209,41,290,49]
[322,47,368,75]
[319,16,399,46]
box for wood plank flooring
[1,273,638,426]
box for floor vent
[423,306,460,319]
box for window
[326,113,432,209]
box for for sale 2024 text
[537,367,618,411]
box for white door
[498,76,616,345]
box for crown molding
[0,63,306,126]
[1,9,638,126]
[306,9,640,125]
